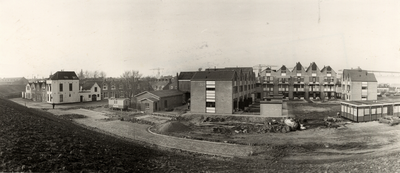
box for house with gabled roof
[342,68,377,101]
[134,90,184,113]
[79,81,101,102]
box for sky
[1,0,399,79]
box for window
[164,100,168,108]
[60,83,63,92]
[69,94,71,97]
[94,87,97,92]
[103,84,108,90]
[69,83,72,91]
[60,94,63,102]
[111,84,115,90]
[145,103,150,109]
[119,84,123,89]
[89,95,91,98]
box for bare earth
[8,98,400,172]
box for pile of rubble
[212,118,305,134]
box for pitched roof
[150,89,183,97]
[134,89,183,98]
[320,66,333,72]
[343,69,377,82]
[191,71,236,81]
[178,72,197,80]
[80,81,98,90]
[50,71,79,80]
[306,62,319,72]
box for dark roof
[50,71,79,80]
[306,62,319,72]
[150,90,183,97]
[206,67,254,73]
[343,69,377,82]
[296,62,303,71]
[178,72,197,80]
[80,81,98,90]
[135,89,183,98]
[320,66,333,72]
[279,65,287,71]
[191,71,236,81]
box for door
[92,94,96,101]
[388,105,394,115]
[80,96,83,102]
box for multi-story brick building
[190,67,257,114]
[341,68,377,101]
[101,78,152,99]
[258,62,338,100]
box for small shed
[341,100,400,122]
[260,95,288,117]
[108,98,130,111]
[134,90,184,113]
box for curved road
[50,109,253,158]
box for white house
[46,71,80,104]
[79,81,101,102]
[24,83,32,99]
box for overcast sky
[1,0,399,79]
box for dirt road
[47,109,253,157]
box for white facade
[25,83,32,99]
[79,82,101,102]
[46,79,80,104]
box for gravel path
[52,109,253,157]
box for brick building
[101,78,152,99]
[257,62,338,100]
[190,67,257,114]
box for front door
[80,96,83,102]
[92,94,96,101]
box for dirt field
[153,102,400,163]
[3,97,400,172]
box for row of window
[59,83,73,92]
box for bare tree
[120,70,142,101]
[84,70,92,78]
[78,69,85,79]
[93,70,99,78]
[99,71,107,79]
